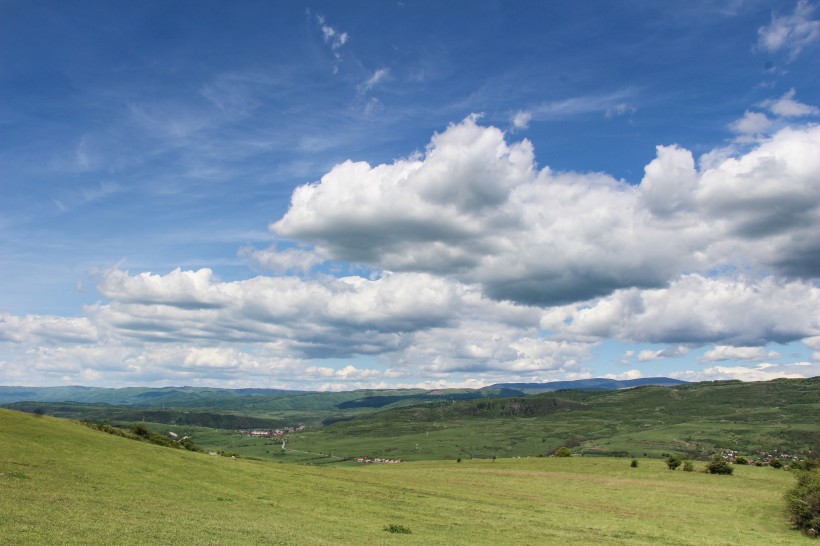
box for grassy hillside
[1,387,521,428]
[5,378,818,466]
[3,401,296,430]
[0,385,515,411]
[0,410,806,545]
[281,378,820,463]
[0,408,806,545]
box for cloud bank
[3,116,820,388]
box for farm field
[0,408,807,545]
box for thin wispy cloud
[316,14,349,72]
[358,67,390,94]
[527,90,638,121]
[757,0,820,60]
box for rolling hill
[0,408,807,545]
[281,378,820,463]
[3,378,818,466]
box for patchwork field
[0,408,806,545]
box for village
[237,424,305,438]
[355,457,402,464]
[718,448,811,467]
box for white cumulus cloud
[542,275,820,347]
[760,88,820,118]
[729,111,772,136]
[274,117,820,308]
[701,346,782,362]
[672,362,819,382]
[511,110,532,130]
[637,346,690,362]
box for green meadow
[0,408,807,545]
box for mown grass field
[0,408,807,545]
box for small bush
[770,458,784,469]
[553,447,572,457]
[384,524,412,534]
[793,458,820,472]
[666,455,683,470]
[132,423,150,437]
[784,470,820,537]
[705,455,733,475]
[734,456,748,465]
[683,461,694,472]
[179,437,203,452]
[630,459,638,468]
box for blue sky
[1,1,819,389]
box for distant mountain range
[0,378,687,406]
[0,385,301,406]
[488,377,688,392]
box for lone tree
[705,455,733,475]
[553,447,572,457]
[666,455,683,470]
[784,470,820,537]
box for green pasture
[0,408,807,545]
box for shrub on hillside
[683,461,694,472]
[384,524,412,534]
[553,447,572,457]
[128,423,202,450]
[666,455,683,470]
[179,437,203,452]
[705,456,733,475]
[793,458,820,472]
[81,422,140,440]
[734,456,748,465]
[770,458,784,469]
[630,459,638,468]
[82,420,202,452]
[784,470,820,537]
[132,423,150,437]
